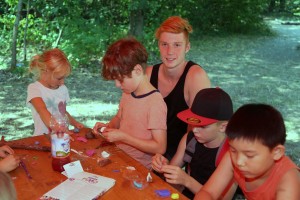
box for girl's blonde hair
[0,171,17,200]
[29,48,71,79]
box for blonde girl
[27,48,84,136]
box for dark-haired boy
[195,104,300,200]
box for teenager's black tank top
[150,61,196,159]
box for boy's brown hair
[102,37,148,81]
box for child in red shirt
[195,104,300,200]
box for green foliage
[287,0,300,16]
[187,0,271,35]
[1,0,298,72]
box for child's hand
[0,154,20,172]
[73,122,85,129]
[151,153,169,173]
[93,122,107,134]
[101,128,124,142]
[0,145,14,158]
[161,165,189,186]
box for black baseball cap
[177,88,233,126]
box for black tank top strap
[174,61,196,93]
[183,61,197,74]
[150,63,161,88]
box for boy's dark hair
[226,104,286,149]
[101,37,148,81]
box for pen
[19,160,32,179]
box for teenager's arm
[185,65,211,107]
[194,152,234,200]
[276,168,300,200]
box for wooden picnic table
[7,128,188,200]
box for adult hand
[0,154,20,172]
[161,165,189,186]
[151,153,169,173]
[0,145,14,157]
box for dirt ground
[0,19,299,166]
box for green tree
[11,0,23,70]
[1,0,277,71]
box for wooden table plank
[9,128,189,200]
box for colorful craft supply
[73,127,80,133]
[76,137,87,143]
[101,151,110,158]
[20,160,32,179]
[155,189,171,197]
[133,180,143,189]
[85,149,95,157]
[171,193,179,199]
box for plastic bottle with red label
[50,114,71,172]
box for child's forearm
[107,116,120,129]
[194,190,215,200]
[122,131,166,154]
[66,112,83,128]
[184,175,202,195]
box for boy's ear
[185,42,191,53]
[272,144,285,161]
[133,64,143,75]
[219,121,228,133]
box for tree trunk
[128,10,144,38]
[128,1,145,39]
[279,0,285,11]
[11,0,23,70]
[23,0,30,62]
[268,0,276,12]
[53,26,64,47]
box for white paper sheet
[40,161,115,200]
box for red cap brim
[177,109,218,126]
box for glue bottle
[50,114,71,172]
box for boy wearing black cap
[151,88,235,199]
